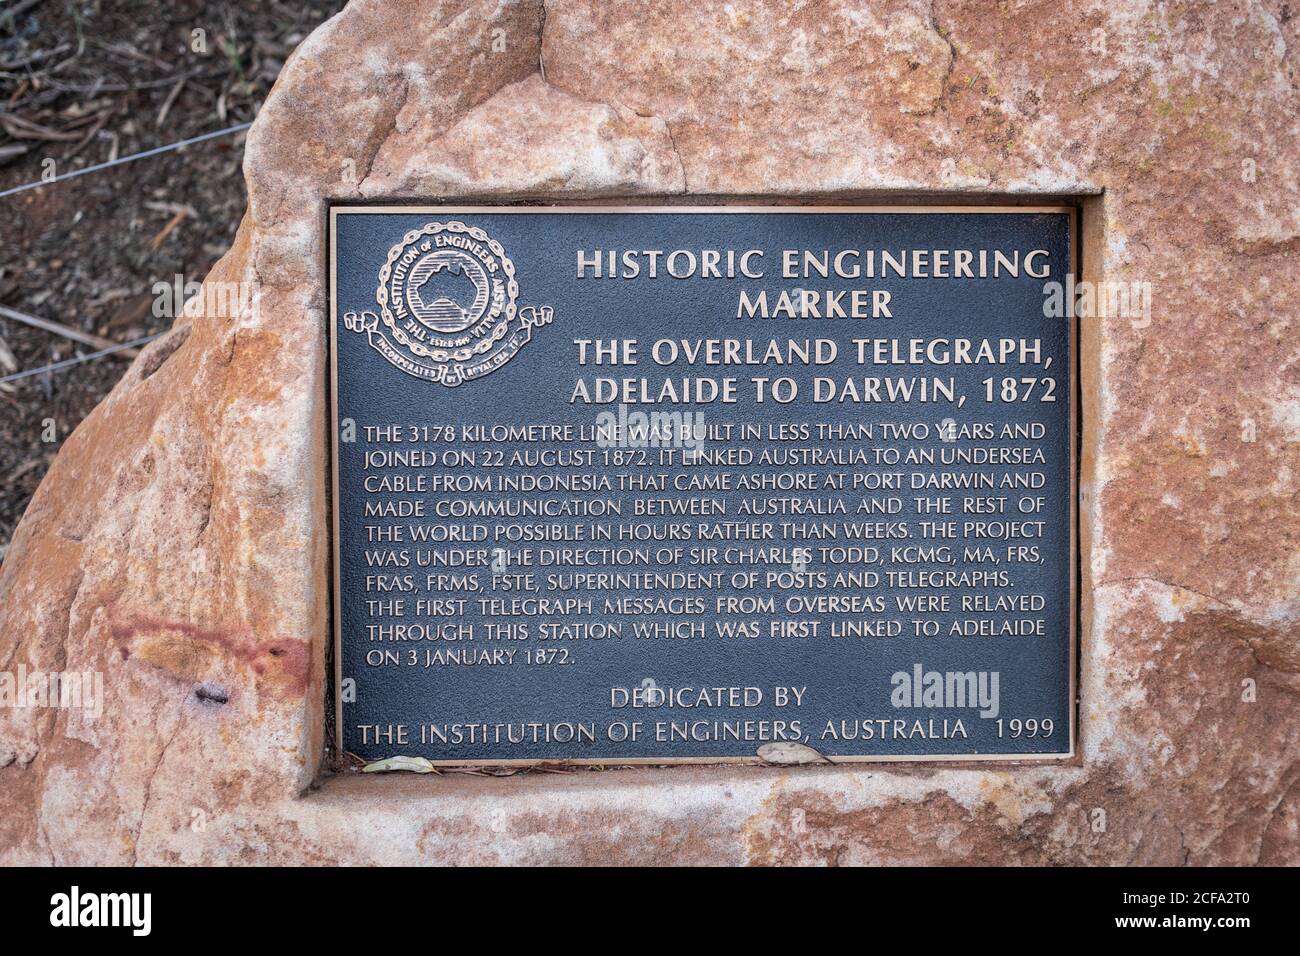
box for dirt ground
[0,0,345,558]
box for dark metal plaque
[329,206,1076,765]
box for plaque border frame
[327,203,1079,767]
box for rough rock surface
[2,0,1297,865]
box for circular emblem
[377,220,516,357]
[346,220,552,386]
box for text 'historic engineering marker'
[329,206,1077,766]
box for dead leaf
[361,755,437,774]
[756,742,829,766]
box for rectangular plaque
[330,205,1076,765]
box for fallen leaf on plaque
[361,756,437,774]
[756,743,829,765]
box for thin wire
[0,122,252,199]
[0,332,166,385]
